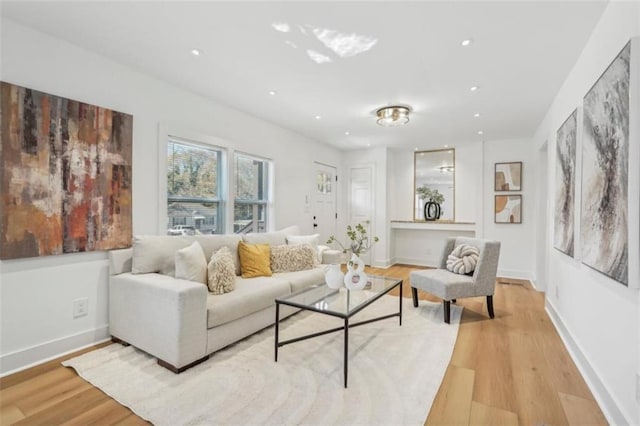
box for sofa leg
[111,336,130,346]
[443,300,450,324]
[411,287,419,307]
[158,355,210,374]
[487,295,495,319]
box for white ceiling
[2,1,607,151]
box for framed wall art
[494,162,522,191]
[580,42,630,286]
[0,81,133,260]
[495,195,522,224]
[553,109,577,258]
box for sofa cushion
[193,235,242,276]
[242,225,300,246]
[207,247,236,294]
[206,276,290,328]
[132,235,192,276]
[270,244,316,273]
[274,266,326,293]
[238,241,272,278]
[175,242,208,285]
[131,235,243,277]
[286,234,320,263]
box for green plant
[416,185,445,204]
[326,223,379,257]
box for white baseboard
[497,268,534,282]
[0,325,110,377]
[391,257,439,268]
[545,300,630,425]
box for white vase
[325,263,344,289]
[344,253,368,291]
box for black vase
[424,201,441,221]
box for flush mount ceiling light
[376,105,411,127]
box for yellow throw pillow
[238,241,272,278]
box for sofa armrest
[109,272,208,369]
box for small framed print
[495,162,522,191]
[495,195,522,224]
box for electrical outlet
[73,297,88,318]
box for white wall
[481,139,536,280]
[532,3,639,424]
[0,20,343,374]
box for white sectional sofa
[108,226,333,372]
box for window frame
[232,151,272,234]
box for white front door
[349,164,374,265]
[312,162,337,247]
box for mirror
[414,149,455,221]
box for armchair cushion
[446,244,480,275]
[411,269,475,300]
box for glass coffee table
[274,275,403,388]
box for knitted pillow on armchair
[446,244,480,275]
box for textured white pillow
[271,244,316,273]
[446,244,480,275]
[286,234,320,263]
[174,241,208,285]
[207,247,236,294]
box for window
[167,139,223,235]
[234,153,270,233]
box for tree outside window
[234,153,269,233]
[167,139,223,235]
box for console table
[390,220,477,267]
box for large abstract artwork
[0,82,133,260]
[581,42,629,285]
[554,109,577,257]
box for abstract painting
[495,162,522,191]
[0,82,133,260]
[581,42,629,285]
[495,195,522,224]
[554,109,577,257]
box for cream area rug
[63,296,461,426]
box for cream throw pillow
[174,241,207,285]
[286,234,320,264]
[271,244,316,273]
[446,244,480,275]
[207,246,236,294]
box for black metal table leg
[399,280,403,326]
[344,318,349,388]
[274,302,280,362]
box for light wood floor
[0,264,607,426]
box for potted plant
[326,223,379,290]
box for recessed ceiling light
[478,130,484,135]
[444,144,449,148]
[190,49,201,56]
[414,147,419,151]
[345,131,350,135]
[474,113,480,118]
[268,90,276,96]
[367,143,371,147]
[315,115,322,120]
[470,86,479,92]
[461,39,472,47]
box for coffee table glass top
[276,275,402,318]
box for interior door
[312,162,337,246]
[349,165,374,265]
